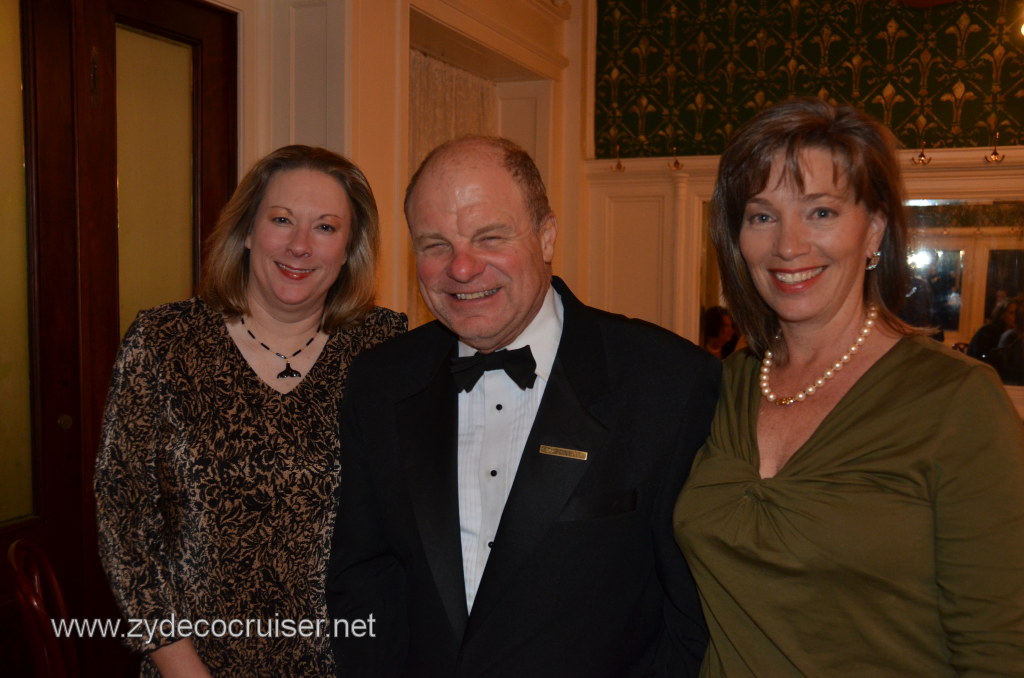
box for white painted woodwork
[584,156,719,342]
[583,147,1024,416]
[204,0,584,315]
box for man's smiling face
[407,143,556,353]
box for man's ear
[539,215,557,264]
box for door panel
[115,25,195,334]
[0,1,82,676]
[0,2,36,675]
[0,0,32,526]
[3,1,237,676]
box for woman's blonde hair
[199,145,379,332]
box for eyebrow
[799,192,844,201]
[474,223,514,235]
[413,223,513,241]
[411,229,447,240]
[267,205,344,220]
[746,191,843,205]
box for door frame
[2,1,237,675]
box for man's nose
[447,247,485,282]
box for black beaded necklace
[241,316,319,379]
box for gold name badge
[539,445,588,461]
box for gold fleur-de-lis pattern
[595,0,1024,158]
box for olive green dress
[675,336,1024,677]
[95,298,406,677]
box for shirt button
[495,403,503,411]
[490,469,497,477]
[487,541,494,548]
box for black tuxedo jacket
[327,277,720,678]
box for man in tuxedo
[327,136,719,677]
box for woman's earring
[866,251,882,271]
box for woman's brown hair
[710,97,914,362]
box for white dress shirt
[456,285,564,610]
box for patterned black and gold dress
[95,298,406,677]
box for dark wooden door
[1,1,236,676]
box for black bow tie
[450,346,537,393]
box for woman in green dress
[675,98,1024,676]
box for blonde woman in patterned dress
[95,146,406,677]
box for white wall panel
[271,0,346,152]
[587,173,675,329]
[584,157,718,341]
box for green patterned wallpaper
[595,0,1024,158]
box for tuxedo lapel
[397,338,470,641]
[466,279,613,629]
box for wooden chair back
[6,538,79,678]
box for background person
[966,297,1017,361]
[700,306,737,359]
[675,98,1024,676]
[95,145,406,677]
[996,294,1024,350]
[328,136,719,677]
[987,295,1024,384]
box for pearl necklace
[760,305,878,406]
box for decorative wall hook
[984,132,1005,163]
[911,140,931,165]
[667,147,683,170]
[610,145,625,172]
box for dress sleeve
[384,310,408,339]
[363,308,407,348]
[932,365,1024,675]
[94,312,181,654]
